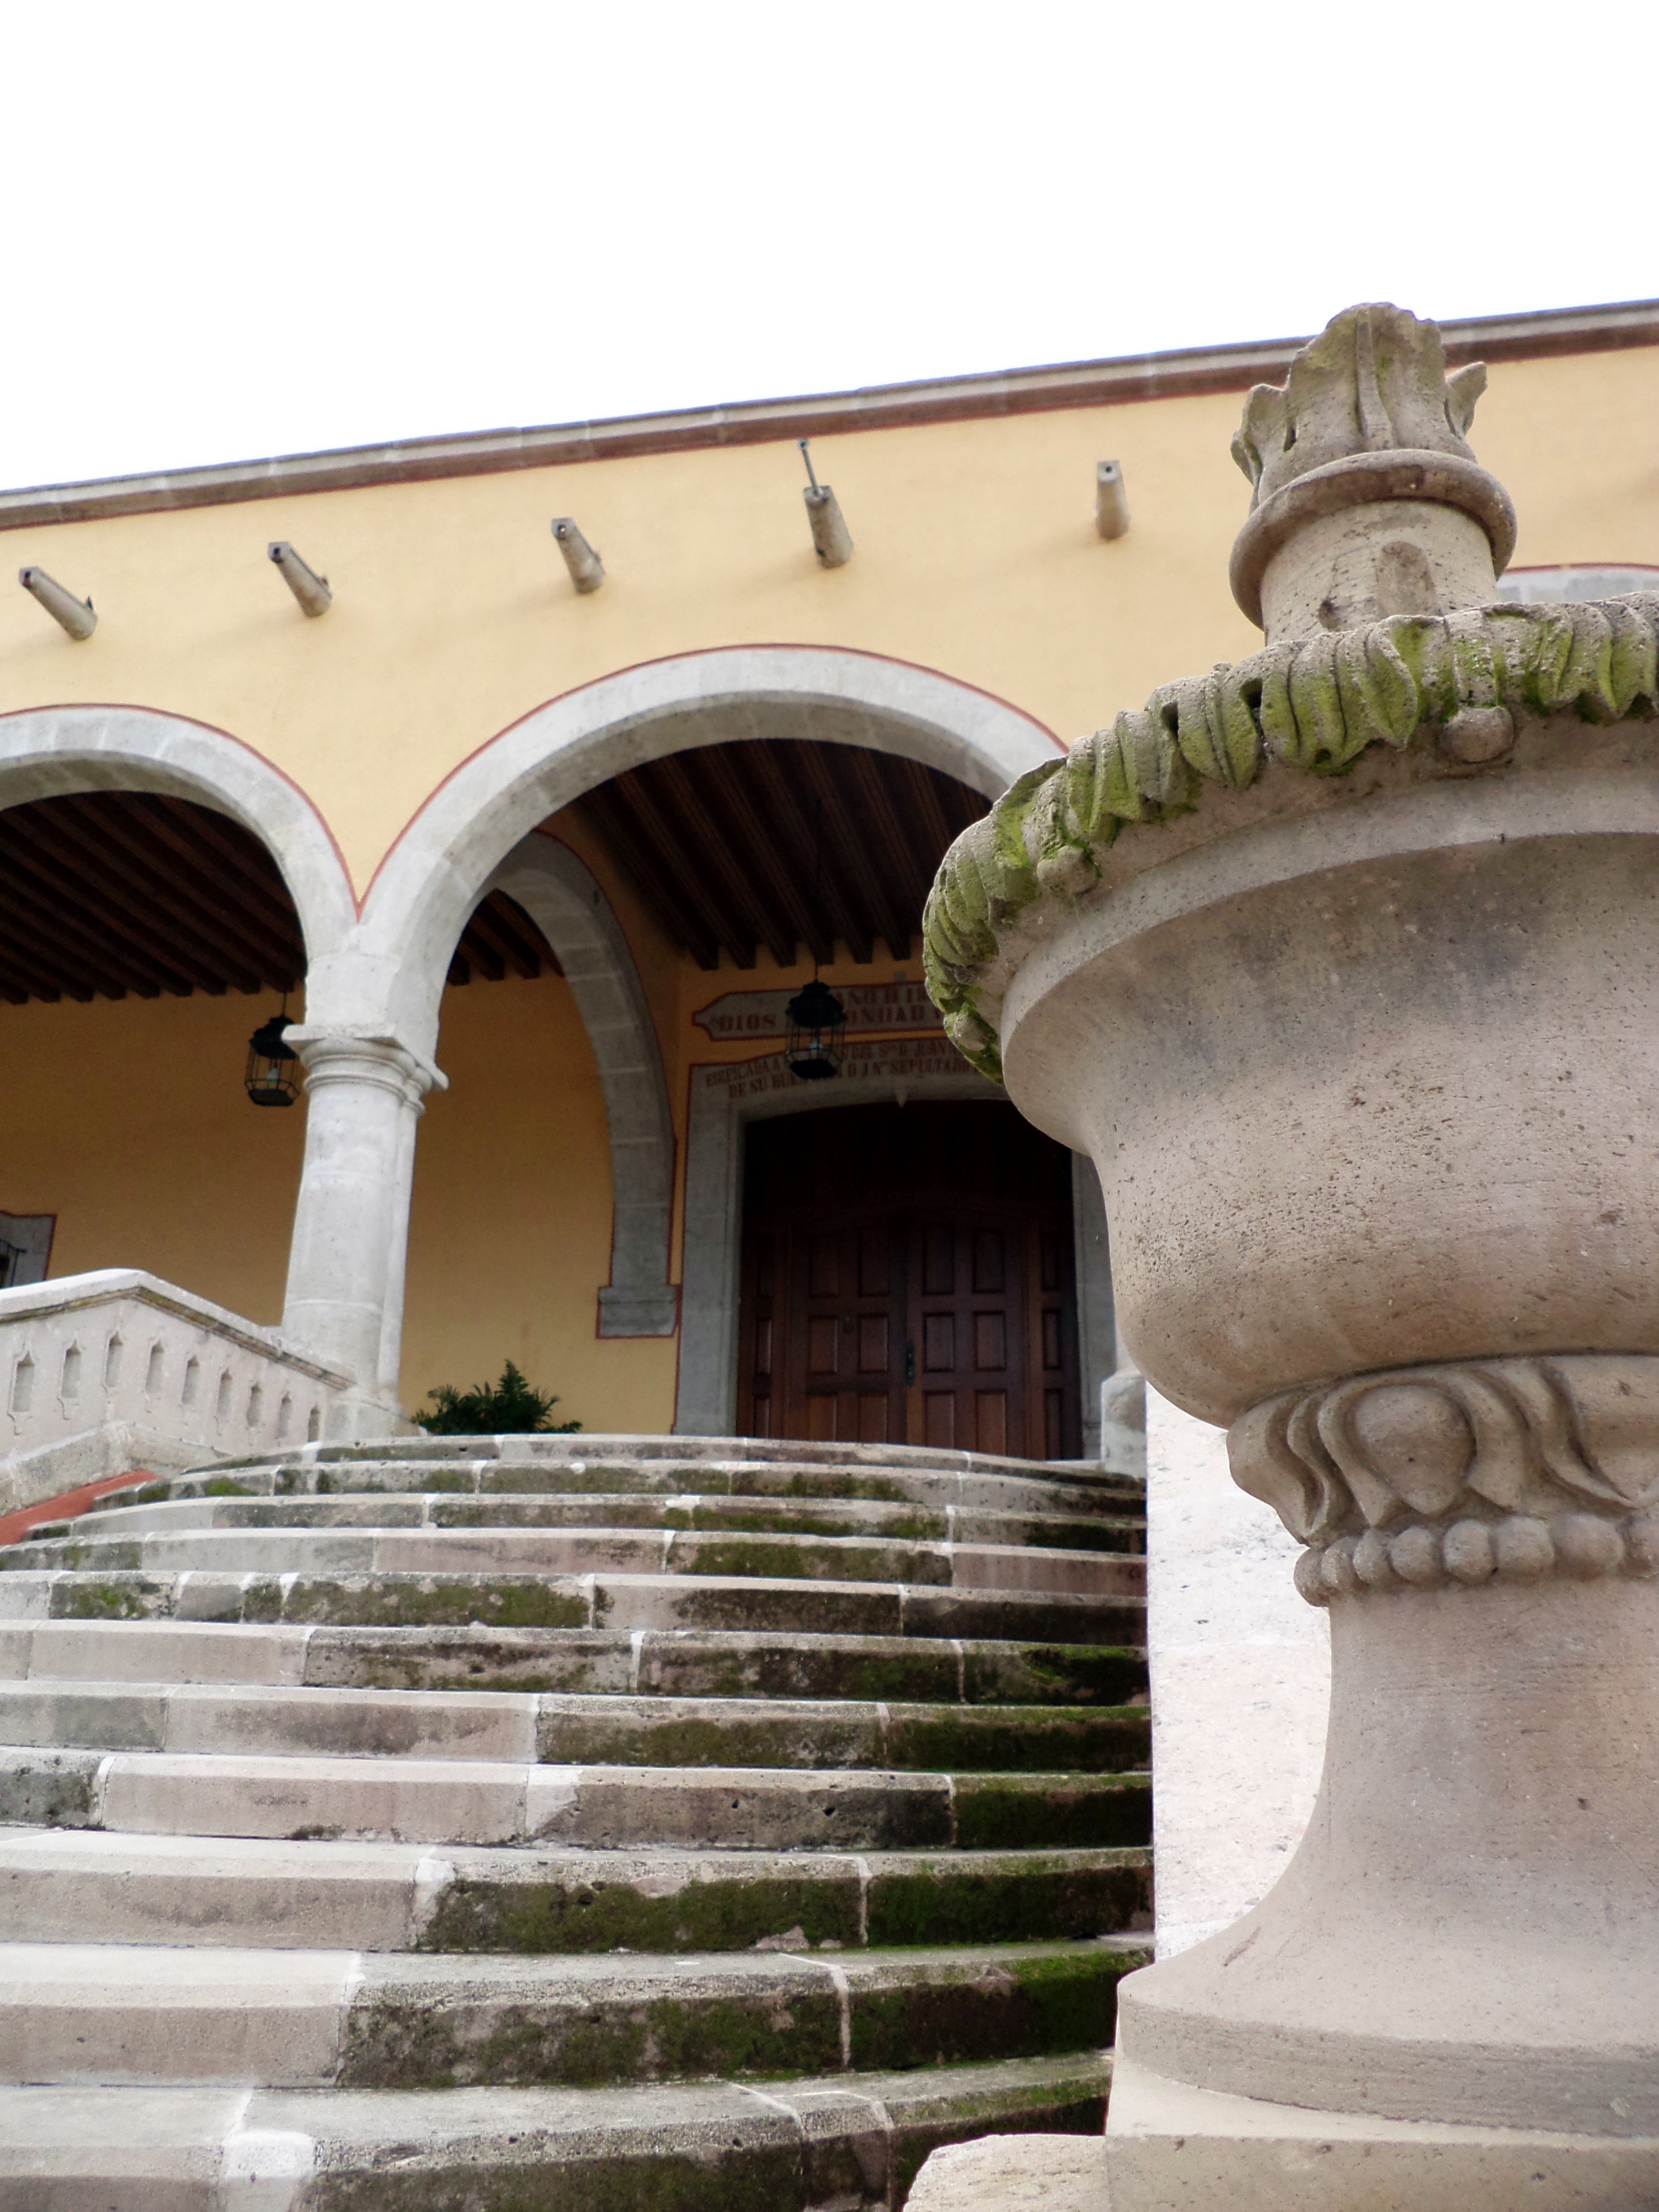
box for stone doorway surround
[673,1033,1116,1447]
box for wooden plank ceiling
[0,741,989,1005]
[0,793,557,1005]
[569,738,989,969]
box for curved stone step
[8,1524,1142,1596]
[0,1826,1153,1951]
[0,1936,1149,2089]
[0,1431,1148,2198]
[0,1746,1152,1851]
[0,1620,1150,1705]
[0,1680,1150,1773]
[0,2051,1112,2211]
[0,1568,1145,1644]
[225,1431,1136,1479]
[56,1490,1144,1554]
[90,1461,1146,1518]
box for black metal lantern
[245,1007,301,1107]
[784,976,846,1081]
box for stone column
[280,1028,445,1438]
[924,303,1659,2201]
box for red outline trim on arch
[0,699,360,917]
[359,644,1064,910]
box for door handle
[904,1341,916,1385]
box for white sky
[5,0,1653,491]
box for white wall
[1145,1386,1331,1956]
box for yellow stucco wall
[1,987,306,1325]
[5,338,1657,1426]
[3,344,1654,895]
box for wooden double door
[737,1100,1080,1460]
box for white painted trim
[673,1037,1006,1436]
[485,836,676,1336]
[0,704,355,970]
[349,647,1061,1058]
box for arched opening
[0,789,309,1319]
[343,647,1094,1441]
[389,698,1113,1450]
[0,705,354,1334]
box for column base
[1104,2056,1659,2211]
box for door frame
[674,1034,1117,1452]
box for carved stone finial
[1231,303,1487,505]
[1229,303,1517,643]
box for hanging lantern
[245,1010,301,1107]
[784,976,846,1081]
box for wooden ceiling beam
[479,892,553,976]
[695,745,833,969]
[12,802,267,995]
[0,919,80,1003]
[787,747,880,966]
[571,783,719,970]
[107,796,301,983]
[0,902,125,1003]
[647,755,782,969]
[0,856,186,998]
[584,776,736,971]
[461,894,539,980]
[843,749,927,961]
[738,746,838,968]
[98,799,299,981]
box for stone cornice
[2,299,1655,531]
[923,593,1659,1079]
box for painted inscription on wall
[692,981,944,1040]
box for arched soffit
[484,834,676,1338]
[0,703,355,970]
[359,647,1064,1057]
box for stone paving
[0,1433,1149,2207]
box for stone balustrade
[0,1269,350,1516]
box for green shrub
[418,1359,581,1436]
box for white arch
[0,704,356,970]
[345,646,1062,1057]
[484,835,676,1337]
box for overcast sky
[5,1,1652,491]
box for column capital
[282,1025,447,1103]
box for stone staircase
[0,1433,1150,2209]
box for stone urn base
[1103,1351,1659,2209]
[1106,2057,1659,2210]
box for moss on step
[952,1773,1153,1851]
[865,1850,1151,1947]
[420,1869,863,1956]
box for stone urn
[926,304,1659,2204]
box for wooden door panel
[975,1390,1008,1456]
[922,1313,955,1371]
[737,1101,1081,1458]
[973,1312,1007,1371]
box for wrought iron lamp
[245,1003,301,1107]
[784,976,846,1081]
